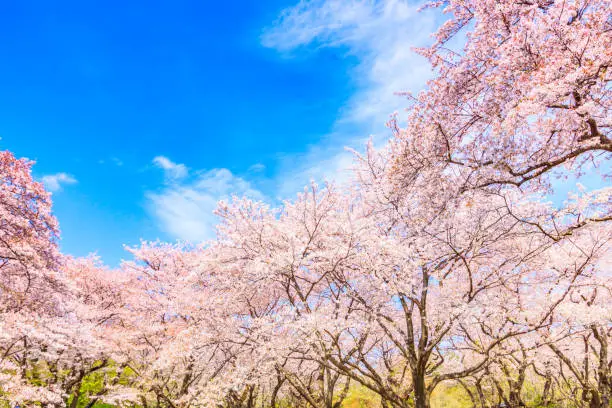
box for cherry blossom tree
[0,150,65,405]
[59,256,131,408]
[0,150,61,314]
[537,231,612,408]
[0,152,126,407]
[375,1,611,405]
[212,187,358,408]
[106,241,267,408]
[389,0,610,200]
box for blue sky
[0,0,441,265]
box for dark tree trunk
[412,369,429,408]
[541,374,553,406]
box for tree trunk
[508,388,524,407]
[592,325,611,408]
[541,374,552,406]
[475,379,488,408]
[588,389,602,408]
[412,370,429,408]
[68,389,81,408]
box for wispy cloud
[262,0,438,195]
[98,156,124,166]
[41,173,77,192]
[153,156,189,180]
[147,157,264,242]
[248,163,266,173]
[147,2,438,240]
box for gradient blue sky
[0,1,443,265]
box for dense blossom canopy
[0,1,610,407]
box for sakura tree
[0,150,61,314]
[0,152,129,407]
[107,241,267,408]
[0,150,65,406]
[57,256,132,408]
[536,226,612,408]
[390,0,610,197]
[212,186,360,408]
[373,1,611,404]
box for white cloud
[153,156,188,180]
[262,0,438,194]
[276,144,357,199]
[147,2,441,238]
[148,158,264,242]
[41,173,77,192]
[248,163,266,173]
[99,157,124,166]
